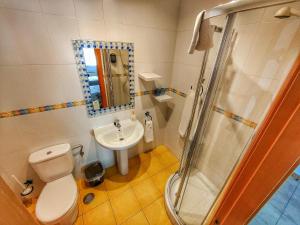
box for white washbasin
[94,119,144,151]
[94,119,144,175]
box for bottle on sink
[131,110,136,121]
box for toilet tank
[29,143,74,182]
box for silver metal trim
[176,14,236,214]
[164,173,184,225]
[166,14,236,224]
[204,0,299,20]
[175,49,209,209]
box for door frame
[206,54,300,225]
[0,177,39,225]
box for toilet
[29,143,78,225]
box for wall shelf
[138,72,162,81]
[153,94,173,102]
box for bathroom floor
[26,145,179,225]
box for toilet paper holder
[144,111,152,124]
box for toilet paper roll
[144,120,154,143]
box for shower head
[274,6,300,19]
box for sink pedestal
[94,119,144,176]
[116,150,128,175]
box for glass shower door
[177,2,300,225]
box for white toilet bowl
[29,144,79,225]
[36,174,78,225]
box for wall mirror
[72,40,135,117]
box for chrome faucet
[114,119,121,130]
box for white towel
[144,120,154,143]
[178,90,195,137]
[188,10,214,54]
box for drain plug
[83,193,95,204]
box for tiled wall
[164,0,229,157]
[0,0,179,196]
[165,0,300,189]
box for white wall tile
[105,22,126,42]
[177,14,197,32]
[74,0,103,20]
[102,0,123,24]
[0,65,83,110]
[164,94,185,158]
[40,0,75,17]
[235,8,265,26]
[0,9,55,65]
[125,25,176,63]
[171,63,201,93]
[0,0,41,12]
[78,19,107,40]
[243,19,300,78]
[45,15,80,64]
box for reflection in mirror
[73,40,134,117]
[83,48,130,110]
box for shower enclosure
[165,0,300,224]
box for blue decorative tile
[276,214,298,225]
[281,181,300,224]
[249,202,282,225]
[250,171,300,225]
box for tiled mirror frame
[72,40,135,117]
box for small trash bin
[83,161,105,187]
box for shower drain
[83,193,95,204]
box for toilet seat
[36,174,78,224]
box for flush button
[46,151,52,155]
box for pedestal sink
[94,119,144,175]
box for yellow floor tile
[138,151,152,162]
[143,198,172,225]
[104,174,131,198]
[105,166,119,178]
[156,151,179,168]
[77,179,89,191]
[77,196,84,216]
[128,156,142,168]
[151,169,172,194]
[150,145,170,157]
[80,184,108,213]
[110,189,141,224]
[74,215,83,225]
[166,162,180,174]
[122,211,149,225]
[132,178,161,208]
[24,198,37,215]
[141,156,165,176]
[83,201,116,225]
[127,164,150,186]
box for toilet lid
[36,174,78,223]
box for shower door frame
[206,54,300,225]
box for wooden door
[0,177,39,225]
[207,54,300,225]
